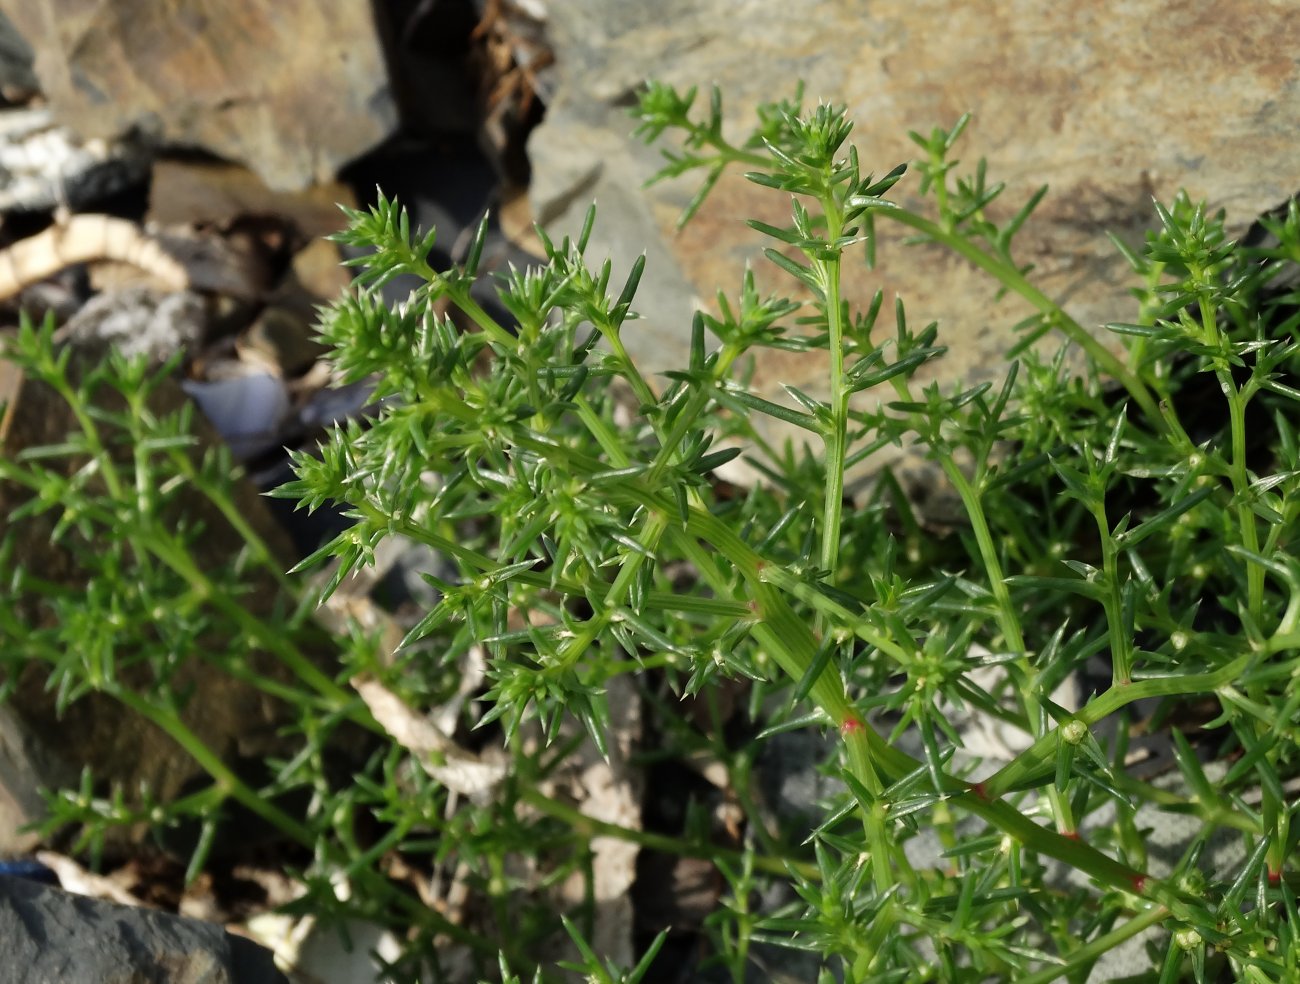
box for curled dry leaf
[0,215,189,300]
[34,850,148,908]
[352,677,506,802]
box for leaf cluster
[1,80,1299,984]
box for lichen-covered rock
[529,1,1300,485]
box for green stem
[167,449,297,595]
[818,203,849,581]
[939,457,1076,831]
[377,508,751,621]
[139,528,379,732]
[647,340,743,485]
[553,511,669,670]
[111,687,316,846]
[879,209,1163,426]
[983,651,1255,798]
[51,377,127,502]
[1092,503,1135,687]
[1017,904,1169,984]
[1221,382,1264,620]
[939,459,1023,656]
[672,505,1148,897]
[519,786,818,881]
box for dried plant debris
[0,214,187,300]
[469,0,554,184]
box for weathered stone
[0,10,37,104]
[147,159,356,244]
[529,1,1300,486]
[0,707,71,856]
[0,107,151,213]
[0,874,288,984]
[7,1,397,191]
[56,287,206,363]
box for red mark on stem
[1060,830,1080,841]
[754,560,766,573]
[1131,874,1147,895]
[840,716,864,738]
[969,782,988,801]
[1268,867,1283,885]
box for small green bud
[1174,927,1202,951]
[1177,869,1207,898]
[1061,720,1088,745]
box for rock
[528,1,1300,486]
[181,370,291,461]
[0,874,287,984]
[56,287,205,363]
[0,107,150,213]
[6,1,397,191]
[0,10,37,104]
[283,236,353,306]
[147,159,356,244]
[0,707,72,856]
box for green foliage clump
[2,82,1299,982]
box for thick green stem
[166,449,297,595]
[1211,364,1264,621]
[676,504,1152,898]
[139,529,379,731]
[1088,496,1135,687]
[983,651,1254,798]
[939,457,1074,831]
[818,207,849,581]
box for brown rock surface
[147,159,356,242]
[8,0,397,190]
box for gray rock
[528,0,1300,486]
[57,287,206,364]
[0,707,73,856]
[6,1,397,191]
[0,10,36,103]
[0,874,287,984]
[0,107,151,213]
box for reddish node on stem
[1131,874,1147,895]
[1268,867,1283,885]
[969,782,988,801]
[1060,830,1080,841]
[840,716,864,738]
[754,559,766,573]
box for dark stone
[0,875,287,984]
